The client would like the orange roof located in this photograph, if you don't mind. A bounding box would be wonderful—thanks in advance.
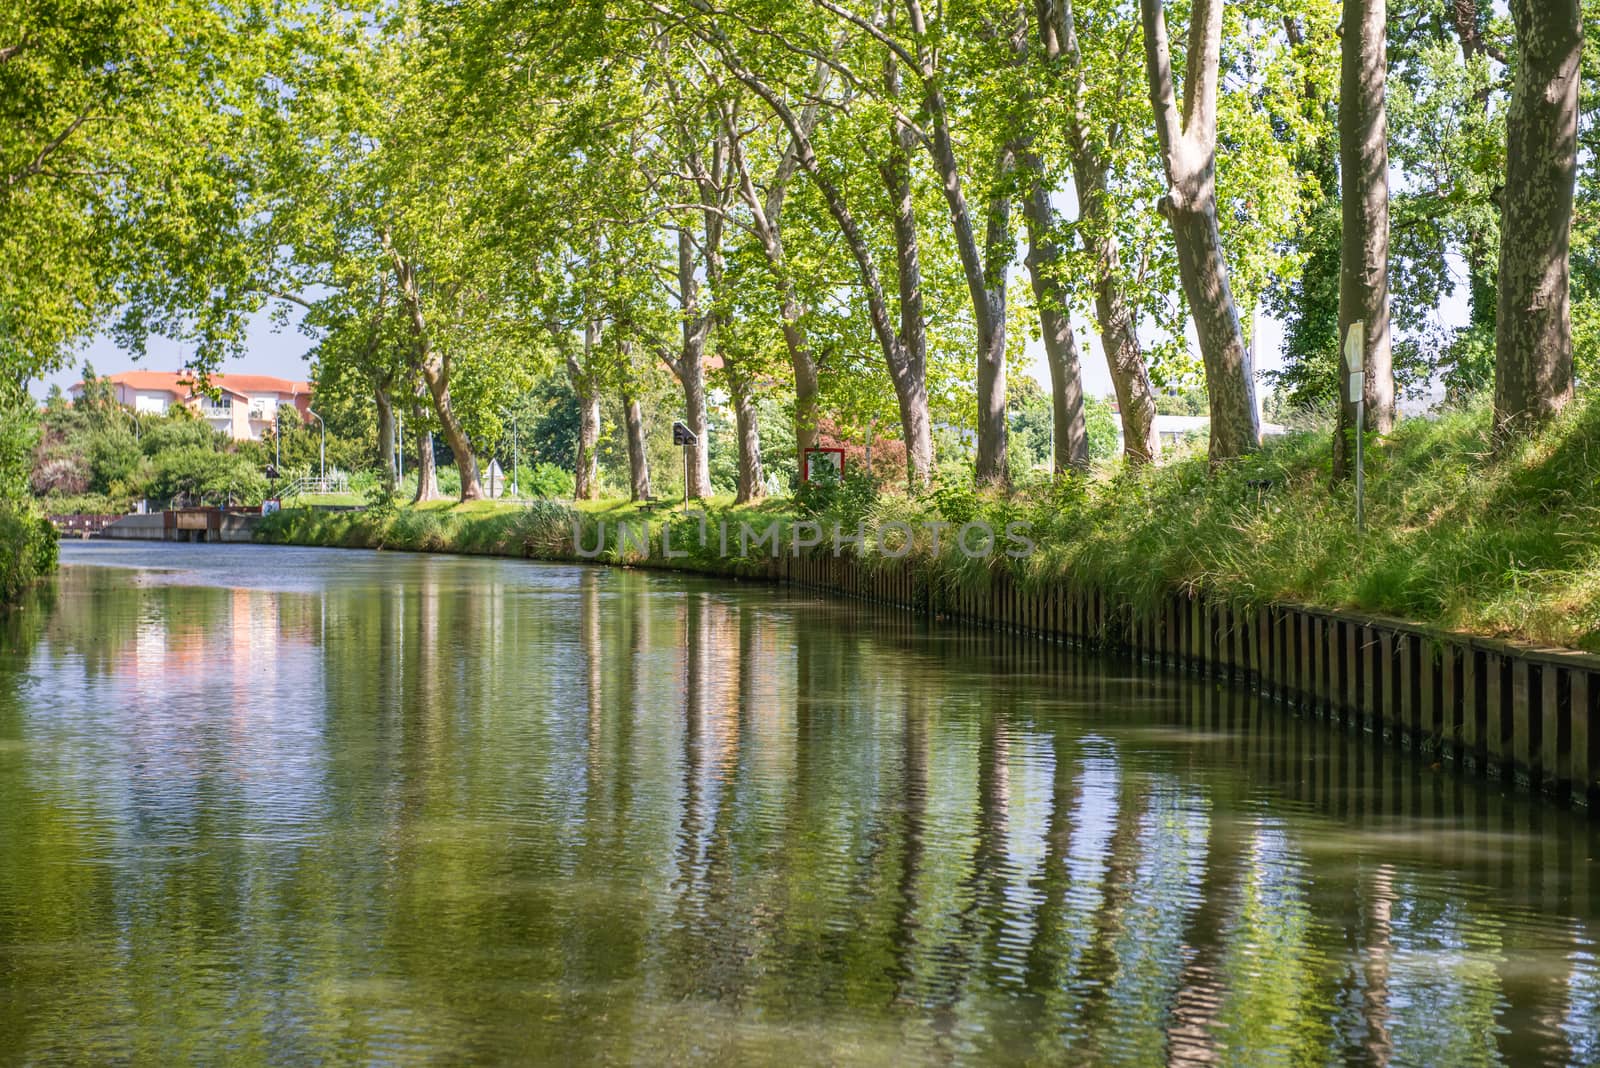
[84,370,313,398]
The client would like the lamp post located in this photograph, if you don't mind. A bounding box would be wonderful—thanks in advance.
[308,408,325,488]
[395,412,403,486]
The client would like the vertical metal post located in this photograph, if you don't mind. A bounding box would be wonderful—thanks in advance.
[511,414,520,499]
[1355,392,1365,532]
[1345,322,1366,534]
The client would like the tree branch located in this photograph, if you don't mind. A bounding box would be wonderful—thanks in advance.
[5,104,95,189]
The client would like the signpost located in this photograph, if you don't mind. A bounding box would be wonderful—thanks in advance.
[1345,322,1366,533]
[672,421,698,506]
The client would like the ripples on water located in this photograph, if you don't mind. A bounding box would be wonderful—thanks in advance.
[0,542,1596,1064]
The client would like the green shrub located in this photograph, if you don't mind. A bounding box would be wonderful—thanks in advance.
[526,462,575,500]
[87,429,145,495]
[0,501,57,605]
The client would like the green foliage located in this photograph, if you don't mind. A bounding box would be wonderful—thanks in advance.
[527,373,581,469]
[1155,387,1209,417]
[148,446,266,506]
[0,500,56,606]
[1084,397,1119,461]
[0,392,55,604]
[87,430,144,495]
[261,394,1600,651]
[525,462,576,500]
[139,417,223,457]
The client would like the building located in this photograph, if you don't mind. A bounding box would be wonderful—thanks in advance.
[71,371,313,442]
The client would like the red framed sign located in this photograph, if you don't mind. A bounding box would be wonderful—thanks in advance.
[802,447,846,484]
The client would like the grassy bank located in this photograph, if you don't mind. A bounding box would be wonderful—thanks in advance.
[257,398,1600,653]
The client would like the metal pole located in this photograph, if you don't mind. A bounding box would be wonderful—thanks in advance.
[395,412,403,485]
[1343,323,1367,533]
[1355,394,1365,533]
[512,415,519,499]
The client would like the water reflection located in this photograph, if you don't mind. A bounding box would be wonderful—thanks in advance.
[0,542,1597,1065]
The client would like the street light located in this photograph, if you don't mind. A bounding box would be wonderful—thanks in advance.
[308,408,325,488]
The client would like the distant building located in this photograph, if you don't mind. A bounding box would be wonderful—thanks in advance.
[1113,413,1292,455]
[70,371,313,442]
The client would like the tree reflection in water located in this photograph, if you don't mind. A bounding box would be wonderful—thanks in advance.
[0,542,1597,1064]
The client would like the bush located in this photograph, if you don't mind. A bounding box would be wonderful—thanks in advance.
[526,462,575,499]
[87,429,144,495]
[29,454,88,497]
[150,446,268,506]
[0,500,57,605]
[140,416,224,457]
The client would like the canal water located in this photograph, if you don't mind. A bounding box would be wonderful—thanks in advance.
[1,542,1597,1065]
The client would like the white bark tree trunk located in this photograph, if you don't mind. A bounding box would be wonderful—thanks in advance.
[622,388,651,501]
[1021,172,1088,473]
[1141,0,1260,461]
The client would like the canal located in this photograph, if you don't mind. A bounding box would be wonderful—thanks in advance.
[1,542,1597,1064]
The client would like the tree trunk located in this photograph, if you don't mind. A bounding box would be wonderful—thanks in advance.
[883,115,935,489]
[1335,0,1395,479]
[575,388,600,500]
[712,37,932,488]
[792,340,821,475]
[1077,168,1161,464]
[1050,0,1160,465]
[1494,0,1580,440]
[1141,0,1260,461]
[412,427,440,503]
[383,236,483,499]
[572,321,602,501]
[972,233,1009,487]
[681,362,711,498]
[418,355,483,501]
[374,380,396,493]
[724,96,822,476]
[668,228,715,499]
[622,388,652,501]
[1093,259,1162,465]
[731,378,765,504]
[1021,171,1089,473]
[904,0,1009,486]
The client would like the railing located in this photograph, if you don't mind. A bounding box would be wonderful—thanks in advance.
[48,513,124,536]
[276,474,350,498]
